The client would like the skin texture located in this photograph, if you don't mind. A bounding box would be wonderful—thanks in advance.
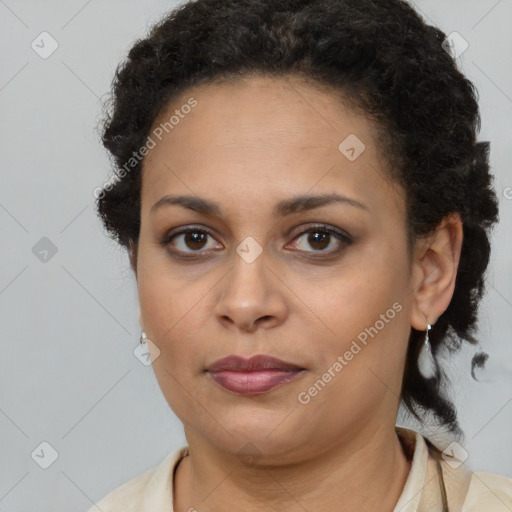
[131,76,463,512]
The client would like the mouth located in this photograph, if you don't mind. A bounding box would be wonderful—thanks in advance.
[205,354,306,395]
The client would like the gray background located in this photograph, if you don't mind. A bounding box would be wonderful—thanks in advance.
[0,0,511,510]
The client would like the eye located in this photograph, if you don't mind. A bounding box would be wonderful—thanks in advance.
[162,226,222,254]
[160,223,352,258]
[287,225,352,254]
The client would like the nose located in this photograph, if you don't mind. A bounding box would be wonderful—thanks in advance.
[214,253,289,332]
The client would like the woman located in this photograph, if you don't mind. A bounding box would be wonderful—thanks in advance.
[90,0,512,510]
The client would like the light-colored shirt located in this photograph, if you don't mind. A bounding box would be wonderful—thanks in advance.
[87,427,512,511]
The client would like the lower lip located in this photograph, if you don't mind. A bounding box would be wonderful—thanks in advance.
[208,369,303,395]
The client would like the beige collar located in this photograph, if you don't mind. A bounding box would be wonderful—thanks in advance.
[394,427,472,512]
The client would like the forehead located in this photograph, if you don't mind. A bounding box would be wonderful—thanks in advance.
[148,75,375,151]
[140,75,404,218]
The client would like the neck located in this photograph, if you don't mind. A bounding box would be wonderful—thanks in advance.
[174,424,412,512]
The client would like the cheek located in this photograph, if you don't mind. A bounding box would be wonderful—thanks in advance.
[296,248,410,384]
[137,269,207,417]
[299,259,404,339]
[137,258,212,373]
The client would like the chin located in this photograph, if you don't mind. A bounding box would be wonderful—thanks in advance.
[195,412,314,464]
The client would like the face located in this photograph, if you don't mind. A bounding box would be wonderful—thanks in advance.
[135,75,417,463]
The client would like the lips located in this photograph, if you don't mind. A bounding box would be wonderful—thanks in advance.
[206,355,305,395]
[207,354,303,372]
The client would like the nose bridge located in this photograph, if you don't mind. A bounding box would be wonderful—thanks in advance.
[214,240,288,330]
[226,239,271,303]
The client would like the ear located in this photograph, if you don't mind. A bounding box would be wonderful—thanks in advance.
[409,213,463,330]
[128,239,138,276]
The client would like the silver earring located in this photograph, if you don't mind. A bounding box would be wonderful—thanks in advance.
[140,331,147,345]
[418,324,436,379]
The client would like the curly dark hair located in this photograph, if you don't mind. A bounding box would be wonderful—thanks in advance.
[95,0,499,435]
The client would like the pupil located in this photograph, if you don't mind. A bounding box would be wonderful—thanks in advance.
[309,231,329,250]
[186,232,206,250]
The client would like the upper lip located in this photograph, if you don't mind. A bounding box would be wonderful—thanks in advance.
[206,355,304,372]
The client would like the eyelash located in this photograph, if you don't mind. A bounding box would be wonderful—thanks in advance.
[159,224,352,259]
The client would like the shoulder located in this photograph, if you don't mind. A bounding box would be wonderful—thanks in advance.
[86,447,187,512]
[462,471,512,511]
[397,426,512,512]
[434,443,512,511]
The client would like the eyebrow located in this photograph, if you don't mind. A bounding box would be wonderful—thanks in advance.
[150,193,369,217]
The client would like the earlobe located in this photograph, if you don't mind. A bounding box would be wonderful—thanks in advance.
[409,213,463,330]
